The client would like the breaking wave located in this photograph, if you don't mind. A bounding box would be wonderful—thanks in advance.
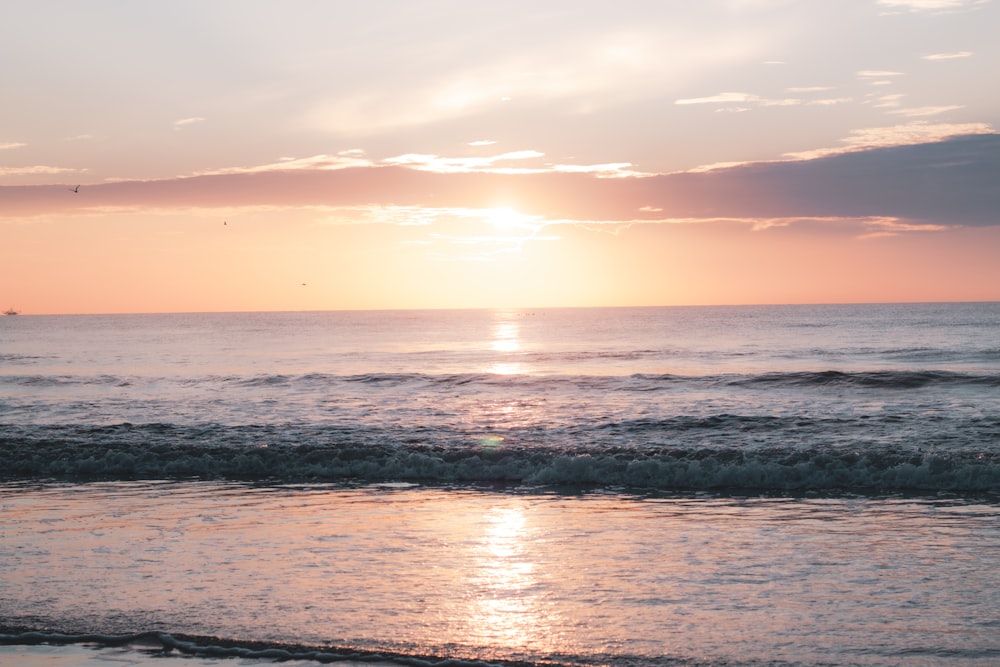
[2,421,997,493]
[0,629,737,667]
[0,630,533,667]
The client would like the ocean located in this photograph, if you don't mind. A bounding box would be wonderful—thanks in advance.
[1,303,998,667]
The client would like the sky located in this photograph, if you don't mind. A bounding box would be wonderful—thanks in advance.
[2,0,999,314]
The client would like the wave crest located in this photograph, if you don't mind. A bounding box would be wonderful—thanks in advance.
[2,424,996,494]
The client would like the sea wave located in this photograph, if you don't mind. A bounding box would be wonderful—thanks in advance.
[722,369,1000,389]
[328,369,1000,390]
[0,629,729,667]
[4,369,999,392]
[2,422,997,493]
[0,353,53,364]
[0,630,516,667]
[0,374,133,387]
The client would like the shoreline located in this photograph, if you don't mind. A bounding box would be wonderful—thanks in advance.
[0,628,523,667]
[0,643,351,666]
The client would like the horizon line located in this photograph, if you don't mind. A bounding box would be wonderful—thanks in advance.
[6,299,998,317]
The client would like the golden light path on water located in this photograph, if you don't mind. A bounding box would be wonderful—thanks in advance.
[472,311,560,650]
[3,483,998,664]
[463,506,551,649]
[478,311,527,450]
[487,312,523,375]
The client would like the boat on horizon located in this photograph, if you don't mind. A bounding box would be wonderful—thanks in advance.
[4,307,19,316]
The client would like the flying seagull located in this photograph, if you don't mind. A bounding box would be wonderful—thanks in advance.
[69,185,80,193]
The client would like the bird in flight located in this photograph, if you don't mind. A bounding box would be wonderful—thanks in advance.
[69,185,80,193]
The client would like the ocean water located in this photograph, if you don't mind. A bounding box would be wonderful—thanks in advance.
[1,303,999,666]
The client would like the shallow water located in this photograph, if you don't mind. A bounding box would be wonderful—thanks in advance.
[2,482,999,666]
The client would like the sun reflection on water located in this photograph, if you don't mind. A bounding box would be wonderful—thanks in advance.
[490,321,520,353]
[488,313,524,375]
[463,505,551,650]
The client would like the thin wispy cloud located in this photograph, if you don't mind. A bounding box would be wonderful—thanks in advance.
[889,105,964,117]
[871,93,906,108]
[381,151,642,177]
[676,92,763,105]
[877,0,990,14]
[383,150,546,173]
[857,70,904,80]
[1,142,27,150]
[194,152,375,176]
[172,117,205,130]
[856,218,949,240]
[0,165,82,176]
[675,91,849,110]
[922,51,974,60]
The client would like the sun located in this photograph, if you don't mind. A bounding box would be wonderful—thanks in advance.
[483,207,538,233]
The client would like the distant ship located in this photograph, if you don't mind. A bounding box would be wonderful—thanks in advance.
[3,308,18,316]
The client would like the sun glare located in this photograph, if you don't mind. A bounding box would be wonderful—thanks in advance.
[491,321,521,353]
[484,207,541,234]
[465,505,544,647]
[487,314,524,374]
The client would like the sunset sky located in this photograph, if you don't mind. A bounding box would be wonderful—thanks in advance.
[3,0,999,314]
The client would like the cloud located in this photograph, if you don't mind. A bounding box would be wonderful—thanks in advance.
[361,205,556,262]
[675,91,850,110]
[871,93,906,108]
[546,163,641,176]
[3,135,997,230]
[193,151,375,175]
[125,148,642,183]
[172,117,205,130]
[1,142,27,150]
[922,51,974,60]
[857,71,904,88]
[783,121,993,159]
[383,150,546,173]
[380,150,643,177]
[676,92,763,105]
[857,70,904,80]
[877,0,990,13]
[889,105,964,117]
[688,133,1000,227]
[0,165,83,176]
[855,218,949,240]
